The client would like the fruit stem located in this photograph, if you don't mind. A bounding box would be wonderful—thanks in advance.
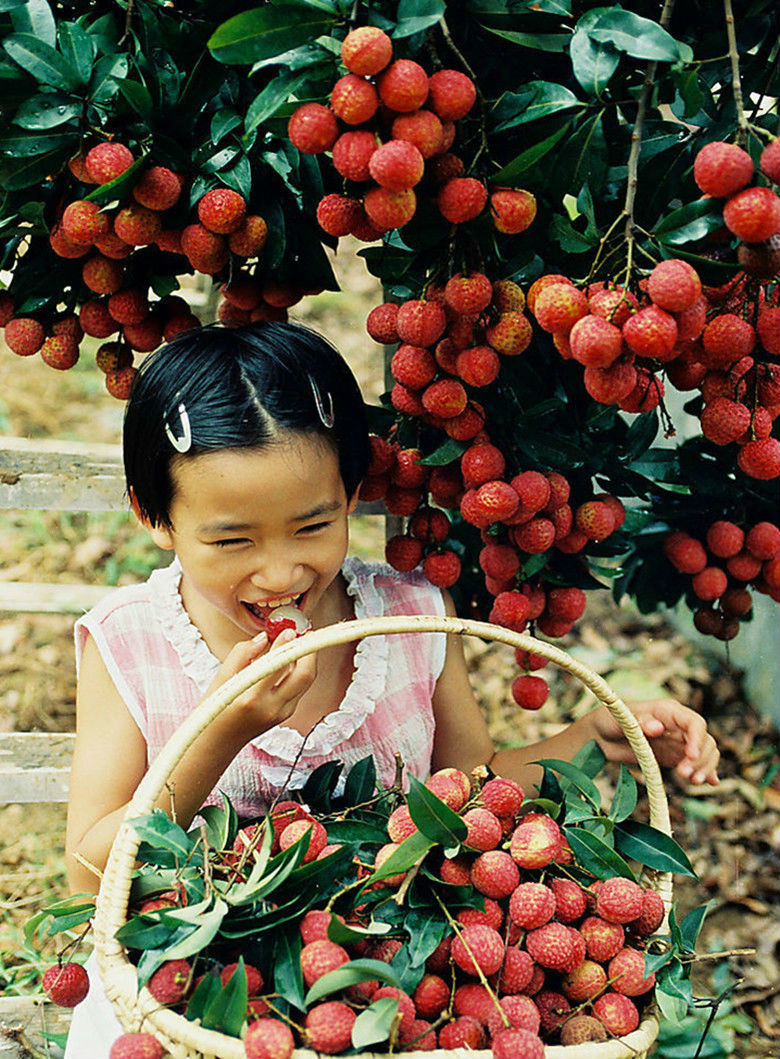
[118,0,135,47]
[439,17,491,172]
[723,0,749,145]
[623,0,677,244]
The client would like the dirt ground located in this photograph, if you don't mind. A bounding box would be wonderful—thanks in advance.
[1,245,778,1057]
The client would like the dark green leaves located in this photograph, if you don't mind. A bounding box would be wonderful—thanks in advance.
[614,820,697,877]
[407,776,468,847]
[393,0,446,39]
[492,82,582,132]
[304,958,400,1005]
[209,6,338,65]
[3,33,81,90]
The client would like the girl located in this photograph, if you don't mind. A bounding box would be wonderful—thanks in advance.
[64,321,718,1055]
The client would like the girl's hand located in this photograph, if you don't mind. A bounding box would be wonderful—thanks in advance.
[207,628,316,735]
[591,698,720,786]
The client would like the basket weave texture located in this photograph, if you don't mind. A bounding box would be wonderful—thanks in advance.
[93,615,672,1059]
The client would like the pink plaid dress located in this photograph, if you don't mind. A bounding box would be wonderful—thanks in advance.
[74,556,447,816]
[66,558,445,1059]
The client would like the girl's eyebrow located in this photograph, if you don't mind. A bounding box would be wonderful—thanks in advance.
[198,501,343,534]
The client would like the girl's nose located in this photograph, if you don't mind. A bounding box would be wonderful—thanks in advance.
[249,558,304,593]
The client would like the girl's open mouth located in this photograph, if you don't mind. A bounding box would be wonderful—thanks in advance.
[242,593,305,622]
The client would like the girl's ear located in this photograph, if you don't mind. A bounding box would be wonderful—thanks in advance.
[346,484,362,515]
[129,487,175,550]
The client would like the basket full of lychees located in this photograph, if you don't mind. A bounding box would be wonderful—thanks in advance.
[40,614,706,1058]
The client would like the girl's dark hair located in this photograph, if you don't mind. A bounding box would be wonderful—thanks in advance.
[124,321,370,527]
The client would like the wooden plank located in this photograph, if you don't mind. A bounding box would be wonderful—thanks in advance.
[0,437,125,512]
[0,582,112,616]
[0,437,390,517]
[0,995,71,1058]
[0,733,74,804]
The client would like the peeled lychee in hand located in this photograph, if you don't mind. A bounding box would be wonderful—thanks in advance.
[266,606,311,643]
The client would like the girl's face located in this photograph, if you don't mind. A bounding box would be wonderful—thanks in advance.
[146,434,358,650]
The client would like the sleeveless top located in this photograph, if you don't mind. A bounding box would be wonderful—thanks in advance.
[74,556,447,816]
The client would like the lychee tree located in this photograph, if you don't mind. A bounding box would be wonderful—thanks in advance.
[1,0,778,707]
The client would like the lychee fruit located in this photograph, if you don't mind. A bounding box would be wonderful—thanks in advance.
[451,924,505,976]
[330,73,379,124]
[303,1000,356,1054]
[693,141,754,196]
[85,141,134,184]
[287,103,339,154]
[108,1033,165,1059]
[341,26,393,76]
[723,186,780,243]
[437,177,488,224]
[647,258,702,312]
[132,166,182,210]
[368,139,425,190]
[42,962,90,1007]
[243,1017,295,1059]
[378,59,429,112]
[490,187,537,234]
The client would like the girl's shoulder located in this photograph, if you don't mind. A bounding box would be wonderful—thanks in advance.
[343,556,445,617]
[77,559,179,629]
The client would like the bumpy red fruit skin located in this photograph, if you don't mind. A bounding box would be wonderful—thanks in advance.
[738,437,780,479]
[490,187,537,234]
[760,139,780,183]
[569,314,624,366]
[427,69,477,120]
[396,299,446,346]
[109,1033,165,1059]
[471,850,520,899]
[492,1027,545,1059]
[287,103,338,154]
[243,1017,294,1059]
[423,550,461,588]
[368,139,425,190]
[132,165,182,210]
[526,922,579,971]
[451,924,505,976]
[341,26,393,76]
[437,177,488,224]
[304,1000,356,1055]
[596,877,645,924]
[723,186,780,242]
[198,188,247,234]
[392,110,443,158]
[647,258,702,312]
[330,73,379,124]
[4,317,45,356]
[42,962,90,1007]
[85,141,134,184]
[378,59,429,112]
[609,946,656,996]
[694,141,754,196]
[533,283,589,334]
[509,815,561,868]
[363,187,416,231]
[622,304,678,358]
[41,334,79,370]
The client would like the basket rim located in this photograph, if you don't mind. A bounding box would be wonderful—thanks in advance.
[93,614,673,1058]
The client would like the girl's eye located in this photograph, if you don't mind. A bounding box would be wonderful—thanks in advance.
[213,538,250,548]
[298,521,331,534]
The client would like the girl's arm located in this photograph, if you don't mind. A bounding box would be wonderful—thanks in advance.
[65,629,314,894]
[429,592,719,791]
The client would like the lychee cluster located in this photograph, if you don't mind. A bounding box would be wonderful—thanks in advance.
[363,428,625,707]
[0,140,279,397]
[531,255,780,480]
[664,518,780,639]
[288,26,534,242]
[111,766,656,1054]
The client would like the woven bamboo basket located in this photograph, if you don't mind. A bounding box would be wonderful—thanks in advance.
[93,614,673,1059]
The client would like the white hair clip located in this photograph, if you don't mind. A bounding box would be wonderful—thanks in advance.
[309,374,335,429]
[164,402,192,453]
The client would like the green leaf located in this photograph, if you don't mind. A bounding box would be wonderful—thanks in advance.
[12,93,80,129]
[492,122,569,183]
[196,795,238,852]
[115,78,153,122]
[480,27,569,53]
[88,53,128,104]
[272,926,305,1007]
[614,820,697,877]
[570,21,619,97]
[564,826,636,879]
[655,197,724,245]
[305,958,401,1005]
[418,438,467,466]
[8,0,56,46]
[407,776,468,847]
[3,33,80,90]
[209,6,337,65]
[393,0,446,39]
[588,6,691,63]
[609,765,638,821]
[57,22,93,86]
[83,155,146,206]
[548,213,598,253]
[677,900,713,950]
[342,755,377,807]
[328,917,391,947]
[185,973,221,1023]
[533,758,602,808]
[352,996,399,1049]
[363,830,435,887]
[245,70,309,134]
[491,82,582,131]
[138,898,228,979]
[0,128,74,156]
[571,740,607,778]
[202,957,247,1036]
[130,811,196,861]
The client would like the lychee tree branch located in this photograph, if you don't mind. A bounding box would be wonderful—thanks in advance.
[623,0,677,245]
[723,0,749,146]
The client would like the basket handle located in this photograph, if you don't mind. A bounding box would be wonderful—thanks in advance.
[94,615,673,955]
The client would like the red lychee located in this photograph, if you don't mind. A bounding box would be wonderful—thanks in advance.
[647,258,702,312]
[378,59,429,112]
[287,103,339,154]
[340,25,393,76]
[330,73,379,125]
[42,962,89,1007]
[533,282,589,334]
[85,141,134,184]
[437,177,488,224]
[132,166,182,210]
[391,110,443,159]
[694,141,754,196]
[723,186,780,242]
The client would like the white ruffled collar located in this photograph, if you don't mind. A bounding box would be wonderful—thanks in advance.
[152,556,390,762]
